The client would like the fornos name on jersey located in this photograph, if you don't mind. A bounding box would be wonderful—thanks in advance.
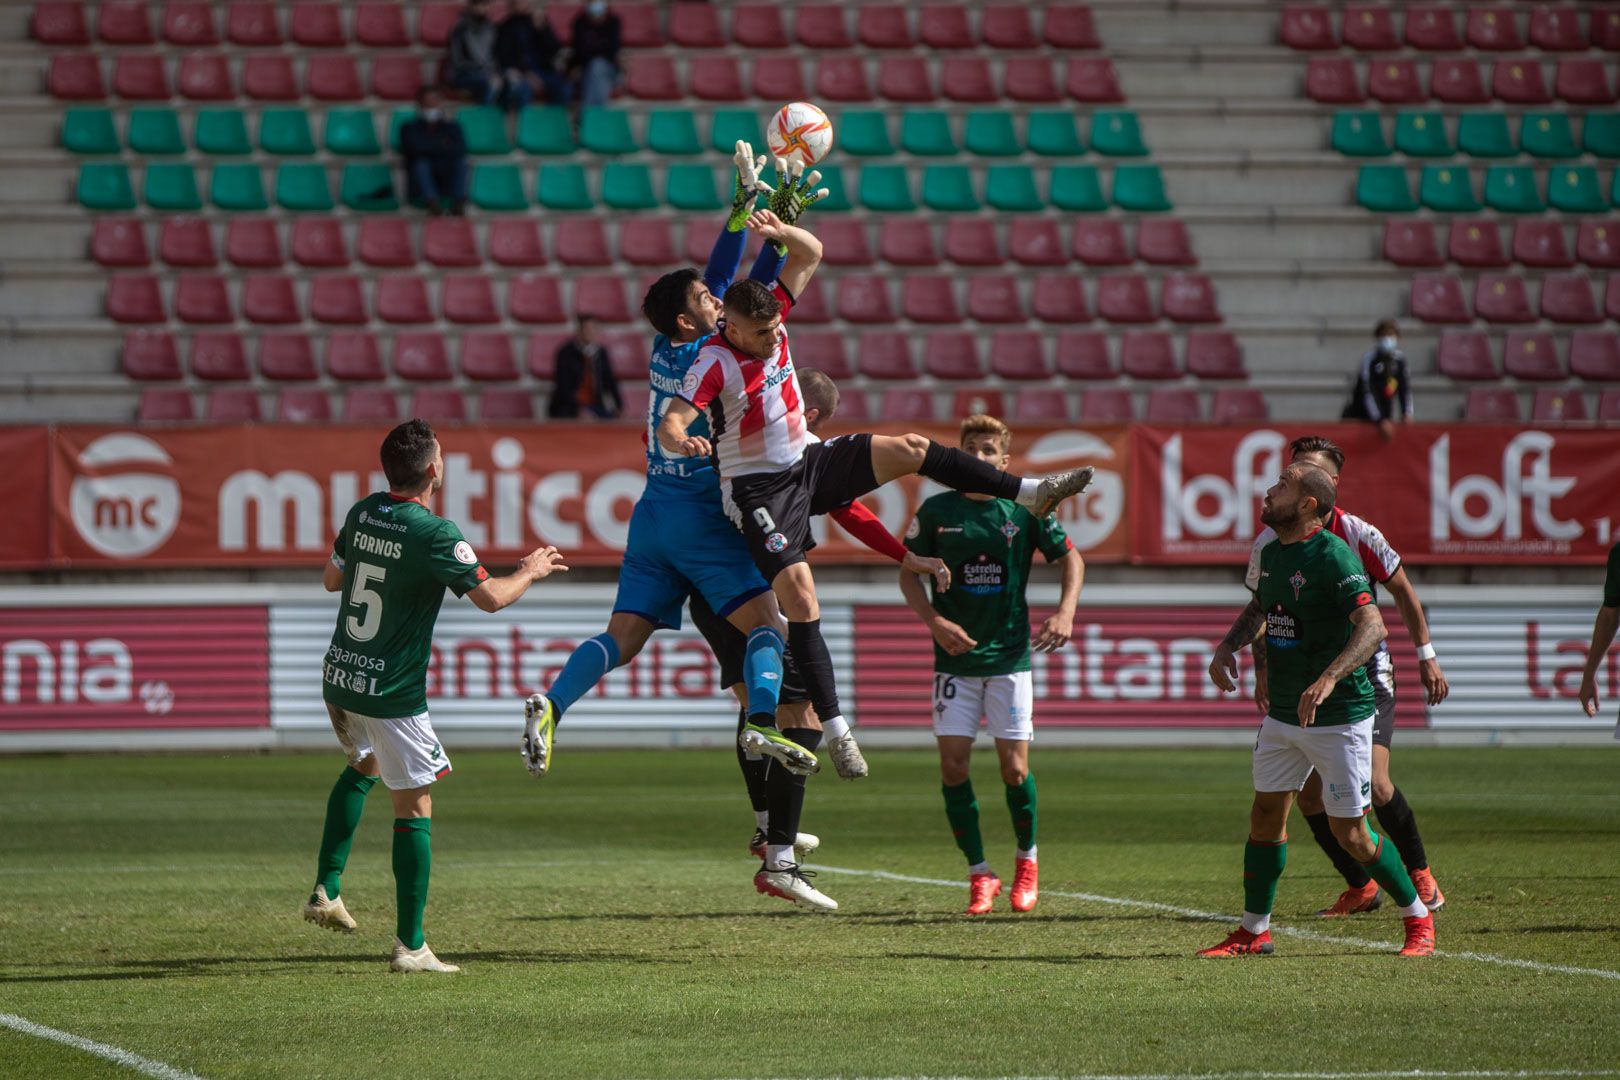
[351,531,403,560]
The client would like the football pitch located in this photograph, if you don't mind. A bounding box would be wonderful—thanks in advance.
[1,746,1616,1080]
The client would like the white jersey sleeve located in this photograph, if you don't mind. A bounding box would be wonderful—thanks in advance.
[1333,509,1402,583]
[1243,528,1277,592]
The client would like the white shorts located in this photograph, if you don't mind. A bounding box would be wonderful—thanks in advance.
[1253,715,1372,818]
[326,703,452,791]
[932,671,1034,742]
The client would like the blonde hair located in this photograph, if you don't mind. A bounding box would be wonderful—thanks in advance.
[959,414,1011,454]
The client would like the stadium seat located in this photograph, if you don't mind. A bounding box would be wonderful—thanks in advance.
[307,55,363,101]
[327,332,385,381]
[353,3,408,46]
[1370,60,1425,105]
[137,388,195,422]
[856,332,916,379]
[1187,331,1247,379]
[1520,112,1578,160]
[1432,59,1489,105]
[917,4,971,49]
[93,219,150,267]
[1343,4,1398,50]
[240,53,297,100]
[376,275,434,324]
[1307,57,1364,104]
[580,109,637,155]
[1041,166,1100,214]
[1577,221,1620,268]
[469,164,528,211]
[1004,60,1061,104]
[985,166,1041,213]
[876,56,931,103]
[125,107,182,155]
[950,389,1007,421]
[99,2,155,44]
[841,111,895,158]
[906,275,964,324]
[575,276,632,323]
[727,4,784,48]
[1383,219,1443,267]
[394,333,452,381]
[964,112,1020,158]
[819,218,875,267]
[1009,219,1067,267]
[1114,165,1172,212]
[1606,275,1620,320]
[943,57,997,105]
[1080,386,1135,422]
[341,387,398,421]
[144,163,201,211]
[1045,5,1100,48]
[539,164,593,210]
[879,218,939,266]
[371,55,423,100]
[1120,332,1179,380]
[708,110,763,157]
[751,58,806,103]
[1281,5,1335,49]
[1513,221,1573,268]
[354,217,412,268]
[79,162,136,210]
[63,107,118,154]
[667,2,723,47]
[980,4,1036,48]
[421,218,479,268]
[1402,1,1459,48]
[549,219,607,267]
[1448,218,1508,267]
[1067,58,1124,103]
[443,275,500,324]
[819,56,875,103]
[482,219,542,268]
[174,274,232,324]
[1484,165,1546,213]
[923,333,984,379]
[1394,111,1452,157]
[1532,388,1588,424]
[340,163,396,212]
[1456,112,1514,158]
[1475,273,1535,323]
[175,54,231,100]
[512,109,573,155]
[1549,166,1608,214]
[276,388,331,423]
[1332,111,1390,157]
[158,217,216,267]
[508,274,566,324]
[1436,331,1499,380]
[303,273,366,324]
[1031,275,1089,323]
[1494,60,1552,106]
[259,334,318,380]
[122,330,180,380]
[111,54,168,100]
[1162,274,1221,324]
[859,5,913,48]
[797,4,852,48]
[1146,387,1203,423]
[1529,5,1585,50]
[791,333,854,380]
[445,107,506,156]
[1602,391,1620,423]
[1012,389,1070,424]
[860,165,916,212]
[1056,332,1116,379]
[648,111,701,156]
[839,276,895,324]
[1541,274,1603,324]
[957,274,1019,323]
[52,54,110,103]
[1583,115,1620,161]
[477,389,534,422]
[989,332,1049,380]
[1596,8,1620,51]
[790,279,835,323]
[901,111,956,156]
[34,2,91,45]
[615,5,662,48]
[1571,331,1620,380]
[876,388,936,423]
[190,333,249,381]
[242,273,300,323]
[414,3,458,46]
[601,162,657,210]
[1137,219,1197,266]
[227,2,281,45]
[275,163,334,211]
[666,164,721,211]
[1503,332,1565,381]
[290,3,345,46]
[1097,275,1155,324]
[1421,165,1481,213]
[1211,388,1270,424]
[625,54,682,100]
[191,109,248,156]
[260,109,315,156]
[1468,6,1525,50]
[1410,273,1470,323]
[410,388,467,423]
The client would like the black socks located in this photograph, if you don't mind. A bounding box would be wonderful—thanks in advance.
[764,728,823,849]
[919,440,1022,500]
[787,619,842,724]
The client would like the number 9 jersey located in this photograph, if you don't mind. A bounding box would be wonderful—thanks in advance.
[323,492,489,717]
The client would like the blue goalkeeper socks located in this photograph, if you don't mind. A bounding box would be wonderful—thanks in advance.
[743,626,786,724]
[547,632,621,717]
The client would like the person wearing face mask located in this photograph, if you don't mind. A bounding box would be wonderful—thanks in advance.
[497,0,572,107]
[568,1,622,109]
[1344,318,1412,440]
[447,0,531,112]
[399,88,469,216]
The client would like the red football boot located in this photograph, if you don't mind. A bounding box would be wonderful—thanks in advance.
[1196,927,1274,957]
[1410,867,1446,913]
[1317,880,1382,918]
[1399,913,1436,957]
[965,872,1002,916]
[1009,859,1038,912]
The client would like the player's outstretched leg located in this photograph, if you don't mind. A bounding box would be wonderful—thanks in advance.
[523,623,636,778]
[736,705,773,853]
[304,762,377,933]
[737,625,819,775]
[1298,772,1382,917]
[871,434,1096,520]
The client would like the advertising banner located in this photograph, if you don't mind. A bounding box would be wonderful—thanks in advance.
[0,427,50,569]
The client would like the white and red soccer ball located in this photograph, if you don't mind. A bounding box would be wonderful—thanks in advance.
[765,102,834,167]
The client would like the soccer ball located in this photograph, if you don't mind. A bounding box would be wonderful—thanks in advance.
[765,102,834,167]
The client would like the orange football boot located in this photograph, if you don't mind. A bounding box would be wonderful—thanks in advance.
[1197,927,1274,957]
[965,872,1002,915]
[1409,867,1446,912]
[1317,880,1382,917]
[1399,913,1436,957]
[1009,859,1038,913]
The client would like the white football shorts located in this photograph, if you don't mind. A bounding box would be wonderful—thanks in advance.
[326,703,452,791]
[1252,715,1373,818]
[931,671,1034,742]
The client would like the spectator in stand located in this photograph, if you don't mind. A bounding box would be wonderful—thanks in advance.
[447,0,530,112]
[549,316,622,420]
[399,88,469,216]
[1343,318,1413,439]
[497,0,573,107]
[569,2,622,108]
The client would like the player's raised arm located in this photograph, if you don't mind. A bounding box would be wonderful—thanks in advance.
[468,546,569,613]
[743,209,822,300]
[656,397,710,459]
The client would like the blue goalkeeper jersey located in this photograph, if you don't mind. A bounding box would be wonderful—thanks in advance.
[640,333,721,502]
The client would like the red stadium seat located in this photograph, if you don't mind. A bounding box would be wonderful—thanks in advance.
[458,333,518,381]
[1004,60,1061,104]
[523,335,563,381]
[554,219,612,266]
[790,279,832,323]
[791,333,854,381]
[856,332,915,379]
[376,276,433,324]
[681,221,717,266]
[307,55,363,101]
[1602,391,1620,423]
[1055,332,1115,379]
[259,334,318,380]
[1281,5,1336,49]
[48,55,105,99]
[1532,387,1588,423]
[1431,59,1489,104]
[1010,220,1067,267]
[205,389,261,422]
[289,2,344,46]
[1146,387,1203,423]
[618,384,652,420]
[1556,59,1616,106]
[751,58,806,102]
[1541,274,1602,324]
[226,3,281,45]
[287,218,345,268]
[33,3,91,45]
[1343,5,1399,50]
[1595,7,1620,52]
[1474,273,1535,323]
[858,5,913,48]
[1513,221,1573,269]
[1369,59,1426,105]
[310,274,371,324]
[1032,275,1089,323]
[242,54,298,100]
[221,218,283,269]
[122,331,180,380]
[617,4,663,48]
[277,388,332,422]
[1383,220,1443,267]
[342,387,399,421]
[1011,388,1071,424]
[1306,57,1364,104]
[1572,331,1620,380]
[1211,388,1270,424]
[371,55,424,101]
[982,5,1037,49]
[1067,57,1124,103]
[410,388,468,423]
[1409,273,1470,323]
[1043,4,1100,48]
[1494,60,1552,105]
[1097,274,1155,323]
[923,333,984,379]
[416,4,460,46]
[815,218,873,268]
[1161,273,1222,324]
[442,275,500,324]
[93,219,151,268]
[950,389,1007,421]
[878,388,937,423]
[575,275,632,323]
[327,333,385,382]
[1436,331,1500,380]
[1121,332,1179,379]
[1607,275,1620,319]
[479,389,535,422]
[618,219,674,267]
[242,273,300,324]
[394,333,452,380]
[509,274,566,323]
[355,3,409,46]
[357,218,415,268]
[1463,387,1522,421]
[190,332,248,380]
[690,55,745,102]
[113,54,170,100]
[944,220,1003,267]
[989,331,1049,380]
[880,219,940,266]
[837,275,895,323]
[604,332,648,380]
[625,54,681,100]
[1448,218,1508,268]
[733,6,788,48]
[1531,6,1587,51]
[906,275,965,324]
[137,388,195,422]
[918,5,972,49]
[818,56,875,103]
[177,54,232,100]
[1186,331,1247,379]
[796,4,852,48]
[422,218,480,268]
[964,275,1022,323]
[943,57,998,104]
[163,3,217,45]
[1503,331,1565,380]
[158,217,217,267]
[1136,219,1197,266]
[1406,6,1462,50]
[174,274,232,324]
[1080,387,1135,422]
[107,275,165,323]
[99,2,155,44]
[1577,221,1620,269]
[489,219,546,267]
[1467,5,1524,50]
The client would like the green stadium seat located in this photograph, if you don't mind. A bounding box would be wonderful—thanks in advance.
[1026,112,1085,157]
[709,109,762,155]
[145,163,202,210]
[538,163,593,210]
[1356,165,1418,212]
[275,163,335,211]
[260,109,316,156]
[648,110,701,155]
[1090,110,1148,156]
[665,163,720,210]
[1049,165,1107,212]
[922,165,980,211]
[1394,111,1453,157]
[580,109,637,155]
[341,163,398,211]
[1484,165,1546,213]
[1549,166,1607,213]
[603,162,657,209]
[1331,111,1390,157]
[986,165,1042,212]
[517,107,576,155]
[964,112,1020,157]
[325,109,381,156]
[860,165,916,212]
[457,106,510,155]
[1520,112,1579,159]
[1420,165,1480,212]
[195,109,251,155]
[1583,114,1620,159]
[1611,170,1620,209]
[128,108,184,155]
[63,108,119,154]
[470,163,528,210]
[1457,113,1515,159]
[901,111,957,156]
[840,110,895,157]
[210,163,268,210]
[78,163,136,210]
[1113,164,1172,211]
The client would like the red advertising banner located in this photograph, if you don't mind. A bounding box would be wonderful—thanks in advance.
[854,603,1423,728]
[1130,423,1620,565]
[0,606,269,730]
[0,427,51,569]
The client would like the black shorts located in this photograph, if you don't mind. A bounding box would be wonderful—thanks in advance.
[686,591,810,706]
[1365,648,1396,749]
[729,433,880,581]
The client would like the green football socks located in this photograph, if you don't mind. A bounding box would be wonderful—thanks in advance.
[1359,825,1420,908]
[1004,775,1037,852]
[942,780,985,867]
[315,766,376,899]
[1243,838,1287,916]
[393,817,432,950]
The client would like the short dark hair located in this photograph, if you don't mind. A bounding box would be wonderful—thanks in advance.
[641,268,702,338]
[724,279,783,322]
[798,368,838,421]
[380,419,437,492]
[1289,434,1345,473]
[1295,463,1338,518]
[1374,318,1399,337]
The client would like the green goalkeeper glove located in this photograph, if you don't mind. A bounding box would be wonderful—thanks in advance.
[727,140,768,232]
[761,156,829,251]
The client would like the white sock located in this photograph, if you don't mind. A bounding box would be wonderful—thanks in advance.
[1399,897,1430,919]
[765,844,795,871]
[968,861,992,877]
[1240,911,1270,934]
[1015,477,1042,506]
[1017,846,1037,862]
[821,715,850,741]
[754,810,769,830]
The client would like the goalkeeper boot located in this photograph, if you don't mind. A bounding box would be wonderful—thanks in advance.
[1317,880,1382,918]
[826,732,868,780]
[739,722,819,776]
[521,693,558,778]
[755,864,838,910]
[1031,466,1096,520]
[1410,867,1446,913]
[966,871,1002,916]
[389,938,460,974]
[1197,928,1274,957]
[750,830,821,860]
[302,884,356,933]
[1399,913,1436,957]
[1010,858,1039,913]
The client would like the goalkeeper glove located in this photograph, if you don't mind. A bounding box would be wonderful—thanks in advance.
[726,140,769,232]
[761,156,829,251]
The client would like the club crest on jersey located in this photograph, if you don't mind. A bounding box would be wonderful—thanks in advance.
[904,516,921,540]
[1289,570,1306,600]
[765,532,788,553]
[680,370,702,397]
[1000,521,1021,541]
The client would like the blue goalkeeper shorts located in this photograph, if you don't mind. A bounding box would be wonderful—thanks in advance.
[613,496,771,631]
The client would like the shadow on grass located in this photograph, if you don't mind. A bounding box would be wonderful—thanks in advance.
[511,910,804,923]
[0,948,689,983]
[883,950,1189,963]
[841,911,1212,927]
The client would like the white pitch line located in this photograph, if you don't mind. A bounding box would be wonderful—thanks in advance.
[808,864,1620,983]
[0,1012,205,1080]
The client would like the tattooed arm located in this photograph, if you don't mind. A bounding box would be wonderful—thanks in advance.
[1252,637,1270,715]
[1209,595,1267,693]
[1297,605,1387,727]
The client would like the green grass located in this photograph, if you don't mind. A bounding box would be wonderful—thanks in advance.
[1,747,1617,1079]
